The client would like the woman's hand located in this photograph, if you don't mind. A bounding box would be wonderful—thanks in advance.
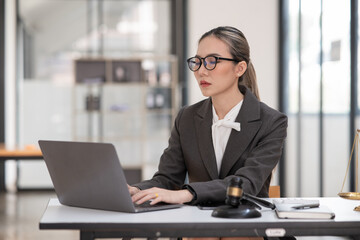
[131,187,194,205]
[127,184,141,196]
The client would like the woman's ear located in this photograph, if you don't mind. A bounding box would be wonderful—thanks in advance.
[236,61,247,77]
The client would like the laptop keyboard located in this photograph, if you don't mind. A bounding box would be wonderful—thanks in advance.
[133,200,180,212]
[134,200,169,209]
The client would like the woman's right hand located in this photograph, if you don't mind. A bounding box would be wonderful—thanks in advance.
[131,187,194,205]
[127,184,140,196]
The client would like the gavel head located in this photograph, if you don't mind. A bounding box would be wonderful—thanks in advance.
[225,176,243,207]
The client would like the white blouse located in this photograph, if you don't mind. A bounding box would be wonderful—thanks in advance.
[212,100,243,174]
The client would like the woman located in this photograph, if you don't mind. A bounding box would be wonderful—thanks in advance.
[129,26,287,206]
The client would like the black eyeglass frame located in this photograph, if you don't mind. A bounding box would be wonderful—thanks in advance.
[186,56,239,72]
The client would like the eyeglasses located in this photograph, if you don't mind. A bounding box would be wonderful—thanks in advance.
[186,56,239,72]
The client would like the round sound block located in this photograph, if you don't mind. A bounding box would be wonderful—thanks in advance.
[211,205,262,218]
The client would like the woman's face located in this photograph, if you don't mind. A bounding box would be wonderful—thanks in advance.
[194,36,245,98]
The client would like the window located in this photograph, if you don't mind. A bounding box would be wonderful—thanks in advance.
[281,0,355,197]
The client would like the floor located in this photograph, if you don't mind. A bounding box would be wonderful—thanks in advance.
[0,191,78,240]
[0,191,352,240]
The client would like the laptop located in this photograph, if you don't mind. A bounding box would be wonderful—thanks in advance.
[38,140,182,213]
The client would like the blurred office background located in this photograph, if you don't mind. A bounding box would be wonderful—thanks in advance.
[1,0,360,239]
[0,0,359,219]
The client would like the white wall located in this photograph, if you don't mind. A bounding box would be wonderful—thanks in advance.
[187,0,279,110]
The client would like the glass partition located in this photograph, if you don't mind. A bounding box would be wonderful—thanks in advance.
[16,0,175,189]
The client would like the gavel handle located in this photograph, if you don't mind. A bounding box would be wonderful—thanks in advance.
[242,193,276,210]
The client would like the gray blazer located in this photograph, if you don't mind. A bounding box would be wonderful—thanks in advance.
[134,85,288,205]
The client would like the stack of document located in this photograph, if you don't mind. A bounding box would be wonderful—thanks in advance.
[273,199,335,219]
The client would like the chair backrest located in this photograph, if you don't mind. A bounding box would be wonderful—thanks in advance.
[269,185,280,198]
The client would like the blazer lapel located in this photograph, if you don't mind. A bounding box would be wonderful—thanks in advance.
[219,87,262,178]
[194,99,219,179]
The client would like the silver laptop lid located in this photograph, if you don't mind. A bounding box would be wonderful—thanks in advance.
[38,140,136,213]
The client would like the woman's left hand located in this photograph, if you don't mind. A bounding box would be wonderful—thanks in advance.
[131,187,193,205]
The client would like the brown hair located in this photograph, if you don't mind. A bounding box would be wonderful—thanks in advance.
[199,26,260,100]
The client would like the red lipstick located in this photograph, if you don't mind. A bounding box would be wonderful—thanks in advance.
[200,80,211,87]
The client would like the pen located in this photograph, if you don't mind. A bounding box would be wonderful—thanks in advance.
[292,203,320,209]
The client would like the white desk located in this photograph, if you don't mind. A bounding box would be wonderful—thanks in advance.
[39,197,360,240]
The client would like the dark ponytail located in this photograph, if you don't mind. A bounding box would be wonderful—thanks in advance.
[240,60,259,100]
